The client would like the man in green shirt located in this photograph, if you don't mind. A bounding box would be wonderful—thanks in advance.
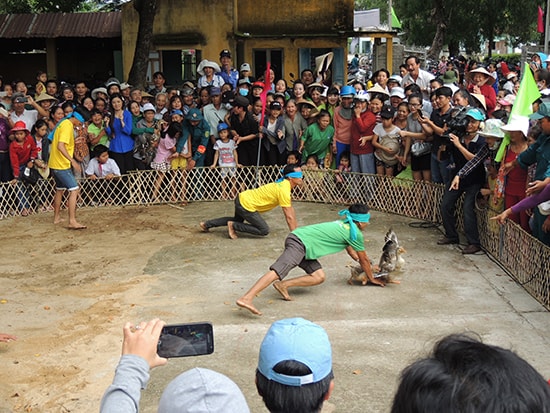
[236,204,384,315]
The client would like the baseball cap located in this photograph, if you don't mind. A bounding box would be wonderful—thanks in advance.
[220,49,232,59]
[234,95,249,108]
[171,109,184,116]
[217,122,229,132]
[270,101,282,110]
[380,105,395,119]
[210,87,221,96]
[240,63,251,72]
[390,87,406,99]
[529,101,550,120]
[186,108,203,121]
[465,107,486,121]
[258,318,332,386]
[142,103,155,113]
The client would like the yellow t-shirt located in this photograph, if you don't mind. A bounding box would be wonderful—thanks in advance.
[48,119,75,170]
[239,180,292,212]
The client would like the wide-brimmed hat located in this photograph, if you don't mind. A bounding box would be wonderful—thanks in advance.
[141,103,155,113]
[35,92,57,103]
[506,72,518,80]
[478,118,505,138]
[141,91,154,98]
[315,52,334,82]
[471,93,487,111]
[498,94,516,106]
[501,115,529,136]
[296,99,316,109]
[442,70,458,83]
[11,120,29,134]
[390,87,405,99]
[467,67,495,86]
[197,60,221,76]
[367,84,390,98]
[91,87,108,100]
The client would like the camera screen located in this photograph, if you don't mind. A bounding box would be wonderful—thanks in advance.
[157,322,214,358]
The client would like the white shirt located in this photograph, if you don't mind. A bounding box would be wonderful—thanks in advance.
[10,109,38,130]
[86,157,121,177]
[402,69,435,100]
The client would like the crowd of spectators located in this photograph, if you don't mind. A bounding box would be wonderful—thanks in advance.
[0,50,549,245]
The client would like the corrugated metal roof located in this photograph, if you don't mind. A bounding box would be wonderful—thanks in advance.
[0,12,121,39]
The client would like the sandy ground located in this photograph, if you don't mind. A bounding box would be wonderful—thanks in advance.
[0,201,549,413]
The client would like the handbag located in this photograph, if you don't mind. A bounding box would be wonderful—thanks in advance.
[411,140,432,157]
[21,166,40,185]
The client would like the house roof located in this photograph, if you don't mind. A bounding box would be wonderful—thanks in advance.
[0,12,121,39]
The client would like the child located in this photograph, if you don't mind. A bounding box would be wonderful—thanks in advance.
[85,144,121,206]
[34,70,47,98]
[301,154,325,201]
[286,150,300,165]
[87,108,109,151]
[211,122,241,199]
[372,105,402,177]
[299,110,334,167]
[151,117,181,202]
[85,144,121,180]
[9,121,40,216]
[334,151,352,203]
[170,109,191,204]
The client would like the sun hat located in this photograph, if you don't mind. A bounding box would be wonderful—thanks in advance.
[442,70,458,84]
[471,93,487,111]
[467,67,495,86]
[367,84,390,97]
[506,72,518,80]
[186,108,203,121]
[258,318,332,386]
[141,91,154,98]
[498,94,516,106]
[388,74,402,84]
[197,59,222,76]
[529,101,550,120]
[390,87,405,99]
[296,99,316,109]
[354,90,369,101]
[157,368,250,413]
[501,115,529,137]
[478,118,505,138]
[240,63,251,72]
[91,87,108,100]
[11,120,29,134]
[141,103,155,113]
[465,107,486,121]
[35,92,57,103]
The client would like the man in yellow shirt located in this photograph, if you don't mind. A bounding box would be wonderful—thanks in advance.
[48,107,90,229]
[200,164,302,239]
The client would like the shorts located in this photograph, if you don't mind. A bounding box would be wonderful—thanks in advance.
[269,234,322,279]
[220,166,237,179]
[51,168,79,191]
[171,157,188,170]
[151,161,171,172]
[411,152,431,172]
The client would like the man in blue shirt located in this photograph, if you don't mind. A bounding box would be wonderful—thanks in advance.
[217,49,239,90]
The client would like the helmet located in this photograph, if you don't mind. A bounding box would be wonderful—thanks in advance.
[340,85,356,98]
[105,77,121,89]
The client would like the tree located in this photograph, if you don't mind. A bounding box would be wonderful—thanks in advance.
[394,0,542,59]
[127,0,157,90]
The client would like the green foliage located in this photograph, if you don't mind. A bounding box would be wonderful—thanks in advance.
[393,0,542,54]
[0,0,115,13]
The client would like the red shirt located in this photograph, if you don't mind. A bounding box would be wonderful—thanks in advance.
[9,134,37,178]
[350,110,376,155]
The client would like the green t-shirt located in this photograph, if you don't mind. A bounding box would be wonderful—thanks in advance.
[292,220,365,260]
[301,123,334,161]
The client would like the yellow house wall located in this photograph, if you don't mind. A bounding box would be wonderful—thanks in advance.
[241,38,346,82]
[121,0,353,82]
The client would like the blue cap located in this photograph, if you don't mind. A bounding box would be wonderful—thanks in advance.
[171,109,183,116]
[465,107,486,121]
[217,122,229,132]
[340,85,357,98]
[258,318,332,386]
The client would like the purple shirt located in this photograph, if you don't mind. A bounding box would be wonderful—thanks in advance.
[511,184,550,214]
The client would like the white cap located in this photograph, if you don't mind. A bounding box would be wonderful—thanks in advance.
[390,87,405,99]
[240,63,251,72]
[500,115,530,137]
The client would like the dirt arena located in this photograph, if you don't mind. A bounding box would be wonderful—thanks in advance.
[1,201,549,413]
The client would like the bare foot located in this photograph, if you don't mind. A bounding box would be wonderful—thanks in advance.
[68,222,87,230]
[236,298,262,315]
[53,218,65,224]
[273,281,292,301]
[227,221,238,239]
[199,222,209,232]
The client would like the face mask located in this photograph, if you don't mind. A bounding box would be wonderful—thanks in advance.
[239,88,249,97]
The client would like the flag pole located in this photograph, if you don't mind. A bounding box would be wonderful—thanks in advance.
[545,0,550,55]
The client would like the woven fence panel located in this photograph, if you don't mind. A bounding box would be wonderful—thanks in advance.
[0,166,548,310]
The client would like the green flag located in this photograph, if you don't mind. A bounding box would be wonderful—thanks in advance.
[495,62,540,162]
[391,7,402,29]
